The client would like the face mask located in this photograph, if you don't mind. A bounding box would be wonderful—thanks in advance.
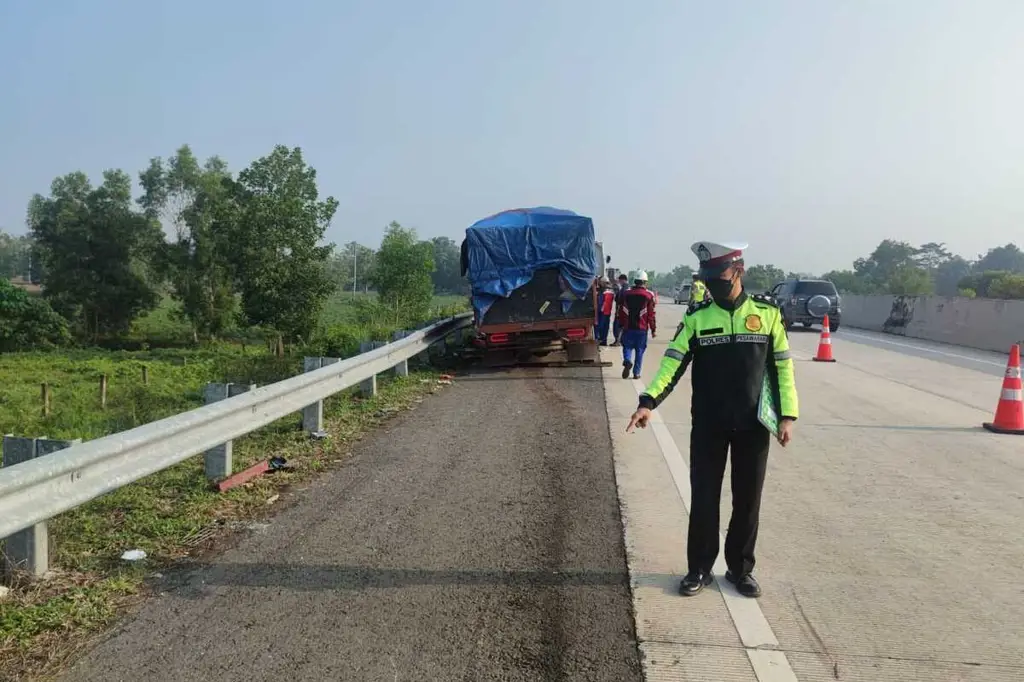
[705,276,735,301]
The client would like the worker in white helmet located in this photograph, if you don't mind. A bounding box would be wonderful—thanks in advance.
[615,270,657,379]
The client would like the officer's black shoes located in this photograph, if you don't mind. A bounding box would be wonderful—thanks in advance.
[725,571,762,598]
[678,570,714,596]
[622,360,633,379]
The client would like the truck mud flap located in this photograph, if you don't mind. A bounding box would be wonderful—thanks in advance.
[565,340,601,364]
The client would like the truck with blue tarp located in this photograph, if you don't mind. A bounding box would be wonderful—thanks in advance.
[459,207,607,364]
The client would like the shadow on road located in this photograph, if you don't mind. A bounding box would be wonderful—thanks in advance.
[454,367,604,383]
[169,564,638,596]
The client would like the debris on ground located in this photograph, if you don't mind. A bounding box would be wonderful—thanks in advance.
[120,549,147,562]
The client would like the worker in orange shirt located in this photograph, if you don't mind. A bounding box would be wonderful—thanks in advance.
[595,278,615,345]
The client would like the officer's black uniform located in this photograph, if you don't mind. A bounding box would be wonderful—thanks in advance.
[638,241,798,598]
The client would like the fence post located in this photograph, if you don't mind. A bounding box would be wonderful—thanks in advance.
[202,383,232,481]
[393,331,410,377]
[3,435,80,578]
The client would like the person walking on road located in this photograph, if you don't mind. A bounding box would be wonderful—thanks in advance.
[595,278,615,345]
[618,271,657,380]
[689,273,708,304]
[610,273,629,347]
[626,241,798,599]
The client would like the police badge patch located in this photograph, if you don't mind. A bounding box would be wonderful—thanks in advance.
[697,244,711,261]
[744,314,762,332]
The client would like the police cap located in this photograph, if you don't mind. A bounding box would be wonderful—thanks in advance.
[691,241,748,278]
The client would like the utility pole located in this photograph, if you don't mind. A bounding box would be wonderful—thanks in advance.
[352,246,358,298]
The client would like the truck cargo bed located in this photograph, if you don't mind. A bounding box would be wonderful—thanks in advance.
[480,268,596,326]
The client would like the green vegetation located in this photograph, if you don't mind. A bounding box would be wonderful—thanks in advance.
[0,291,464,680]
[0,142,470,679]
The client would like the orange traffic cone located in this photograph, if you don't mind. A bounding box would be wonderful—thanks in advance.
[983,344,1024,435]
[812,315,836,362]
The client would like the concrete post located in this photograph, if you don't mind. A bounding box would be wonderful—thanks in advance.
[3,435,80,578]
[393,331,410,377]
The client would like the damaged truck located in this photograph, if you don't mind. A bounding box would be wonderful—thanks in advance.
[459,206,608,366]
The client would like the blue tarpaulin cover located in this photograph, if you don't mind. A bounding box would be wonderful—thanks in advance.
[464,206,597,320]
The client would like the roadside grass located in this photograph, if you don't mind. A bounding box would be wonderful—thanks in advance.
[0,292,467,681]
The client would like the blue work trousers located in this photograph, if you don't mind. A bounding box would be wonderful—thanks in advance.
[596,313,612,344]
[621,328,649,377]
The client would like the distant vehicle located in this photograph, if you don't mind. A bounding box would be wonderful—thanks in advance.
[674,283,691,304]
[767,278,841,331]
[461,207,606,365]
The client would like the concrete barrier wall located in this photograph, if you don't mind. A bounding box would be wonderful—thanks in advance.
[840,294,1024,354]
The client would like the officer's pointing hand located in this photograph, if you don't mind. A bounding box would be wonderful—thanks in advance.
[778,418,795,446]
[627,407,652,432]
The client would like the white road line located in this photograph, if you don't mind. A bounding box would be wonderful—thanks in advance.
[630,379,800,682]
[839,330,1006,367]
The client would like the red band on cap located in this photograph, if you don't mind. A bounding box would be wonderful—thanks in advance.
[703,249,743,265]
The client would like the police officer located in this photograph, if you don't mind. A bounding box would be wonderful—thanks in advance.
[690,272,708,304]
[626,241,798,599]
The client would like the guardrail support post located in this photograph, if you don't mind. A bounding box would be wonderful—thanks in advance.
[302,358,340,436]
[3,435,80,578]
[203,383,233,481]
[358,342,385,398]
[301,357,324,433]
[393,331,410,377]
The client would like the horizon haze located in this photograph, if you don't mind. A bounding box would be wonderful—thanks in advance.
[2,0,1022,275]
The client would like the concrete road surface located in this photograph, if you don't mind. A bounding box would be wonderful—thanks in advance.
[59,367,643,682]
[606,303,1024,681]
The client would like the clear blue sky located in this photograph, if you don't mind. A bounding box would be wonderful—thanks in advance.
[2,0,1022,275]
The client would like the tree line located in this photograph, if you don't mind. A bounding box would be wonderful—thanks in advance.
[1,144,466,352]
[646,239,1024,300]
[821,240,1024,299]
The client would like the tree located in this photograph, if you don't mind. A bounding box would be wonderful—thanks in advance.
[371,222,435,320]
[328,242,376,293]
[743,264,785,292]
[0,278,70,351]
[28,170,163,339]
[988,273,1024,299]
[648,264,694,293]
[933,256,971,296]
[138,146,238,340]
[821,269,878,294]
[887,265,933,295]
[226,145,338,340]
[430,236,465,294]
[852,239,918,291]
[0,231,31,279]
[959,271,1024,300]
[975,244,1024,274]
[913,242,953,270]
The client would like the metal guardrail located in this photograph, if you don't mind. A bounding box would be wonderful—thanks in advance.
[0,313,472,540]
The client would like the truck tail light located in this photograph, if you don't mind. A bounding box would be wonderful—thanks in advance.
[566,328,587,340]
[488,333,510,344]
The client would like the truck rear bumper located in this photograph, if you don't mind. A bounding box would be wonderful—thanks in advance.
[475,319,594,350]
